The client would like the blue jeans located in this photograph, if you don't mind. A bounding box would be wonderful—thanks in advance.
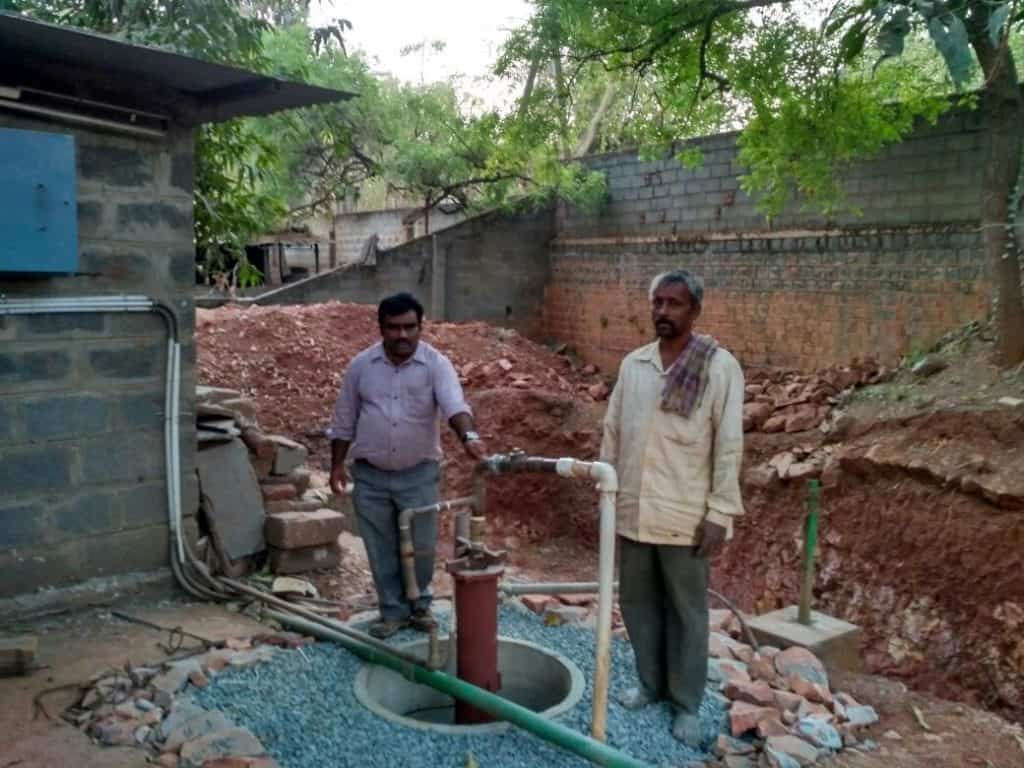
[351,459,440,622]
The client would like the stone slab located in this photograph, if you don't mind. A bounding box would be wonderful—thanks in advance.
[747,606,862,673]
[196,439,265,559]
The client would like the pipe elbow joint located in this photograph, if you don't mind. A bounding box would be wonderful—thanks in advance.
[556,458,618,492]
[589,461,618,493]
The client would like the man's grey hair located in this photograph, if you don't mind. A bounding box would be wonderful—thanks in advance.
[648,269,704,306]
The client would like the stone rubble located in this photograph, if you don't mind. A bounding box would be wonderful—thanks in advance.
[516,594,880,765]
[65,633,303,768]
[742,360,891,435]
[710,611,880,767]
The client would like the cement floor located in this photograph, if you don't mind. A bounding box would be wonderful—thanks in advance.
[0,599,264,768]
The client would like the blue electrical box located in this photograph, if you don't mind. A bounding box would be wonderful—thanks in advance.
[0,127,78,274]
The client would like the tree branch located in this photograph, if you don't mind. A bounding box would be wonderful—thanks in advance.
[565,0,788,72]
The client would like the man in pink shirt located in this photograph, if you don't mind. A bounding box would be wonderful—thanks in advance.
[328,293,487,638]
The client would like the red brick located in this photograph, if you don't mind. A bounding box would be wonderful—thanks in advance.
[723,680,775,707]
[729,701,778,737]
[265,509,344,549]
[265,499,324,515]
[269,542,342,574]
[261,483,297,502]
[519,595,554,614]
[557,593,596,607]
[773,689,806,713]
[757,715,790,738]
[789,674,833,706]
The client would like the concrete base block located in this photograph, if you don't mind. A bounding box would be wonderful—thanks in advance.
[265,509,345,550]
[268,542,341,575]
[746,605,862,673]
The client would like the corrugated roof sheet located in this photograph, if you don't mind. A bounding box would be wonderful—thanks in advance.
[0,11,353,124]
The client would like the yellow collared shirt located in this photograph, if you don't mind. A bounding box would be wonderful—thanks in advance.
[600,340,745,545]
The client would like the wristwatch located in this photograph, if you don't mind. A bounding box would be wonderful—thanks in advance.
[462,430,481,444]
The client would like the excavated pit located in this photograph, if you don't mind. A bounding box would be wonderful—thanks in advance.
[354,636,585,734]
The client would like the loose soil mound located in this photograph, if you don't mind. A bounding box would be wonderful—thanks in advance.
[196,303,606,542]
[729,410,1024,723]
[197,304,1024,723]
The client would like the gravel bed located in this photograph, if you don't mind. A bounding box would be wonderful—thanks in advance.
[194,603,729,767]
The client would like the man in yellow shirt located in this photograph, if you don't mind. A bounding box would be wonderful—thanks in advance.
[600,269,745,747]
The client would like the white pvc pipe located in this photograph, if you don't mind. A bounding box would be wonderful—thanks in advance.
[555,458,618,743]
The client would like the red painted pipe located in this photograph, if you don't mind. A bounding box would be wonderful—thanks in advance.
[452,565,504,724]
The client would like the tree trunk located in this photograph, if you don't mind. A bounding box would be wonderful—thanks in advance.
[552,52,569,160]
[573,81,616,158]
[974,35,1024,365]
[516,55,541,122]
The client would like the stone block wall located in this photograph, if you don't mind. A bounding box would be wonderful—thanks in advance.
[0,114,197,597]
[546,110,991,371]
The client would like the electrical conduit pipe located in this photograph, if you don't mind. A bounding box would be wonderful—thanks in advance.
[265,609,652,768]
[0,295,220,601]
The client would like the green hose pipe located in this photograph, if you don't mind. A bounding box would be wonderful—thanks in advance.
[265,609,653,768]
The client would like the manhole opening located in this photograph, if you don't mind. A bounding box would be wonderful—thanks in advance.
[355,636,585,734]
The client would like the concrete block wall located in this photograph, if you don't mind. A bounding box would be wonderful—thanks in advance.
[0,114,197,597]
[255,208,556,337]
[332,207,465,265]
[547,110,991,370]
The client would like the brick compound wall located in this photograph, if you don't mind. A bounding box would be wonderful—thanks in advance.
[0,115,198,597]
[546,110,991,372]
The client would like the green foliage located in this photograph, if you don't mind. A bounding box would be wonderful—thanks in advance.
[497,0,1023,220]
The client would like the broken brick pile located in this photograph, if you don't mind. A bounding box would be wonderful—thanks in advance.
[742,360,892,435]
[708,610,879,767]
[67,633,312,767]
[195,385,348,578]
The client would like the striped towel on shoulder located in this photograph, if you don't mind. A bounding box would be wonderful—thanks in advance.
[660,334,719,418]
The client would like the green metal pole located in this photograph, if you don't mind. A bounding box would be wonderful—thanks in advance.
[797,479,821,626]
[266,610,652,768]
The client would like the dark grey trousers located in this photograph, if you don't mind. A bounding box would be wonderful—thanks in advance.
[618,536,709,714]
[351,459,440,622]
